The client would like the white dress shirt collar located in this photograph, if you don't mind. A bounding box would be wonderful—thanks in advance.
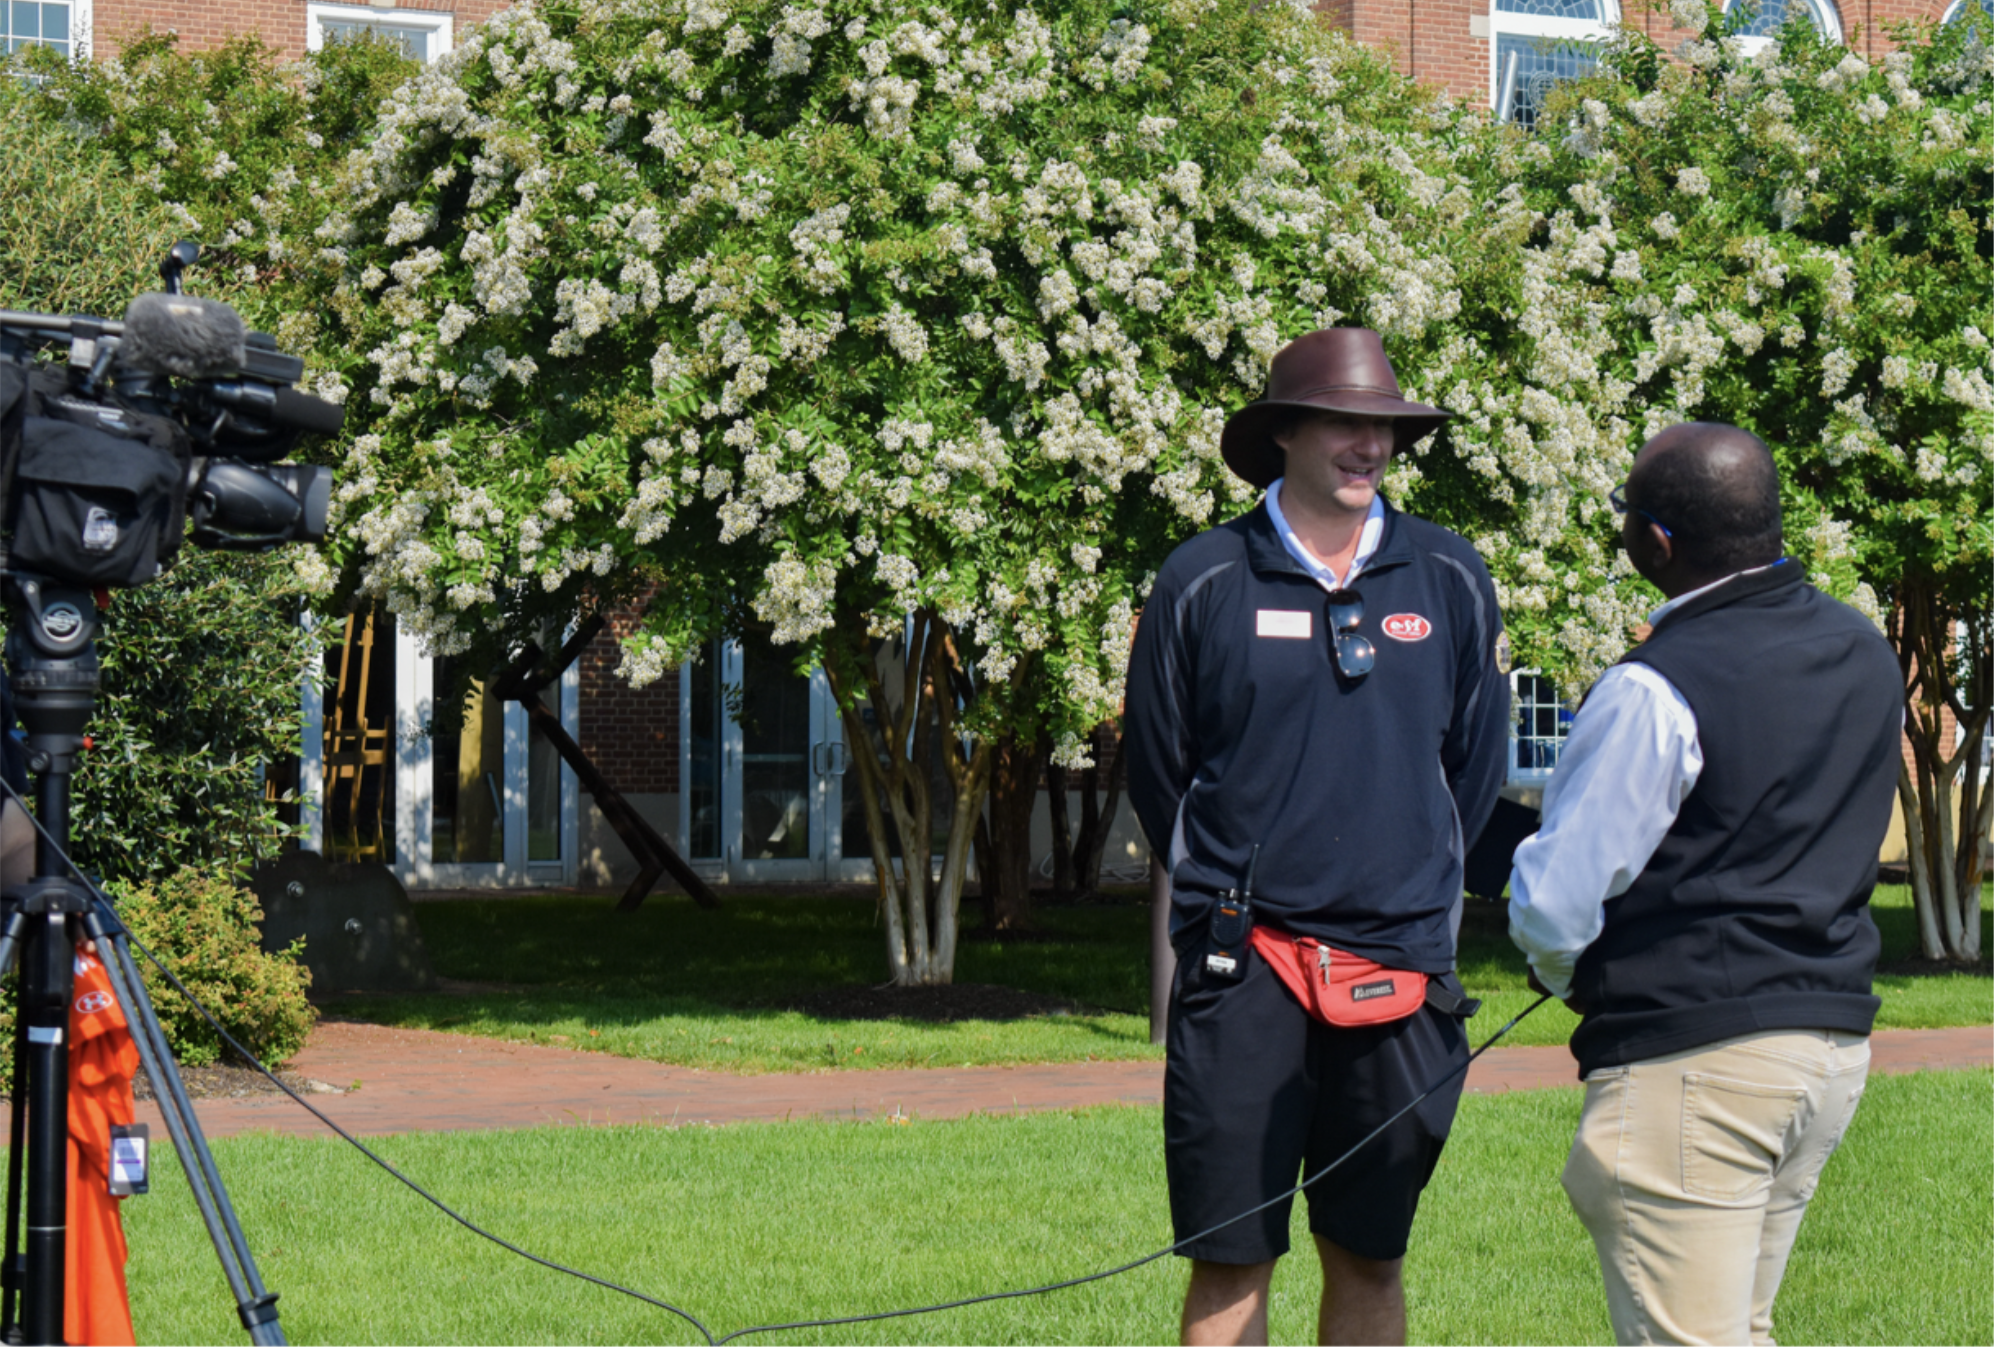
[1646,558,1787,628]
[1265,479,1386,591]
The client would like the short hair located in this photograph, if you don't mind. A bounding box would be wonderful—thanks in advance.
[1632,425,1783,574]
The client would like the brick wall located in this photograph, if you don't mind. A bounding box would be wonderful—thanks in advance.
[1322,0,1966,108]
[92,0,509,63]
[577,601,681,797]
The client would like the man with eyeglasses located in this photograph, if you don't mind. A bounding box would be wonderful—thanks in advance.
[1508,422,1902,1346]
[1125,329,1510,1346]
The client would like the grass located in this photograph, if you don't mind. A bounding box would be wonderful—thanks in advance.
[121,1068,1992,1344]
[334,883,1992,1073]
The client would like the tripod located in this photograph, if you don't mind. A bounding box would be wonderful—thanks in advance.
[0,576,284,1345]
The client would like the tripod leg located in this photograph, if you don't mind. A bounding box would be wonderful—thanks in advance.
[19,909,74,1345]
[3,1009,26,1336]
[89,927,285,1345]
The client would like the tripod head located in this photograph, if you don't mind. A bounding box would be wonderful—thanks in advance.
[3,575,101,883]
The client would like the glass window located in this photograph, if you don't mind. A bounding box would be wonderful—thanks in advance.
[526,683,562,862]
[318,18,433,62]
[323,608,396,863]
[1510,672,1574,780]
[4,0,69,58]
[1721,0,1842,49]
[306,4,451,64]
[430,658,506,865]
[1491,0,1614,130]
[685,641,724,860]
[1943,0,1993,21]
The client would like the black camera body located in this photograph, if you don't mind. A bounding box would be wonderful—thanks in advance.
[0,243,339,590]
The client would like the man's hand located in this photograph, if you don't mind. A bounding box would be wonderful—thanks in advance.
[1528,968,1586,1016]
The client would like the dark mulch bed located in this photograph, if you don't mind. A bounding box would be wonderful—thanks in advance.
[131,1063,341,1102]
[3,1063,334,1106]
[775,982,1099,1023]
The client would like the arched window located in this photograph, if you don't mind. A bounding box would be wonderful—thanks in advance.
[1720,0,1844,53]
[1491,0,1619,131]
[1942,0,1994,22]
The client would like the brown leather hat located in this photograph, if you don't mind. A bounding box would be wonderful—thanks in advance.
[1220,328,1453,490]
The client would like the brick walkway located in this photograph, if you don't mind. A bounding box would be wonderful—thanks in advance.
[138,1022,1991,1141]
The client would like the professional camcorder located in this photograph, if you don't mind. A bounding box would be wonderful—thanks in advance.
[0,242,340,590]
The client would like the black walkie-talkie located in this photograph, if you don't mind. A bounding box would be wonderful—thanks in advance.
[1204,843,1260,981]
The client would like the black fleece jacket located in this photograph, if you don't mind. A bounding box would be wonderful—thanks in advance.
[1125,500,1510,973]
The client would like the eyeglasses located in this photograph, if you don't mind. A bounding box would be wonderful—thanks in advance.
[1609,482,1673,539]
[1324,588,1375,683]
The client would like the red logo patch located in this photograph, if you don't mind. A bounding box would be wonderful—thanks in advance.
[1382,614,1432,642]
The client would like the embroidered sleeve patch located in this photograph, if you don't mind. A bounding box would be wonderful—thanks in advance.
[1257,610,1313,639]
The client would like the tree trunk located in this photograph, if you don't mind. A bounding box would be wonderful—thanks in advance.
[823,609,1004,985]
[984,733,1043,931]
[1047,725,1128,900]
[1887,582,1991,965]
[1076,727,1128,895]
[1046,761,1076,901]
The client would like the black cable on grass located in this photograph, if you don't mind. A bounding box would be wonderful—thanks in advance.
[713,992,1553,1344]
[2,776,1550,1346]
[0,779,720,1345]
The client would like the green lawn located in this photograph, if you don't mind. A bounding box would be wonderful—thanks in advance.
[332,884,1992,1073]
[123,1069,1992,1344]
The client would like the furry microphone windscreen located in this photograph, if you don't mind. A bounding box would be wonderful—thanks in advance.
[119,293,246,379]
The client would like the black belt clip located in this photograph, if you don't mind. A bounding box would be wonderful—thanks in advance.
[1203,844,1260,981]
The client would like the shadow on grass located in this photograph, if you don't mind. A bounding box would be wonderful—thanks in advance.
[323,885,1988,1059]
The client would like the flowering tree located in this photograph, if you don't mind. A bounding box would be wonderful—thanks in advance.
[1499,6,1993,959]
[276,0,1671,983]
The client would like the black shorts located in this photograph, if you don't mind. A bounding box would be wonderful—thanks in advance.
[1163,938,1472,1265]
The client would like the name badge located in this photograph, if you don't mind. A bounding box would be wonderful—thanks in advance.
[1256,610,1312,639]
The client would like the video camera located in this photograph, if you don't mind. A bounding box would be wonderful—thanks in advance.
[0,242,340,591]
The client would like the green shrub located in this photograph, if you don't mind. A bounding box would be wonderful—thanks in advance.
[72,552,319,886]
[107,867,316,1069]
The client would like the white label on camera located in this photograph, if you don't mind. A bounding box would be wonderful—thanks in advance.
[82,507,120,553]
[1256,610,1311,639]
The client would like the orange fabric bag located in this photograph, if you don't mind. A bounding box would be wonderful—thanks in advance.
[1249,927,1427,1027]
[66,951,139,1347]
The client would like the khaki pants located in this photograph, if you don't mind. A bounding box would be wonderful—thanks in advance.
[1561,1029,1870,1346]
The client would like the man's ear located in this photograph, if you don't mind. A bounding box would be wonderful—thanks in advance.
[1643,521,1675,573]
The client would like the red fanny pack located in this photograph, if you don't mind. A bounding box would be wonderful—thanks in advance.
[1249,926,1427,1027]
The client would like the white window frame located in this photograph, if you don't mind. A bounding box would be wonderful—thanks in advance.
[1720,0,1843,55]
[306,2,453,63]
[1943,0,1993,21]
[1488,0,1619,125]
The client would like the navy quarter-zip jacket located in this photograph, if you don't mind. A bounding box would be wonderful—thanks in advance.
[1126,500,1510,973]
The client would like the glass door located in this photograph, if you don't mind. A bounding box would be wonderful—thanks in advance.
[680,636,851,881]
[388,628,578,888]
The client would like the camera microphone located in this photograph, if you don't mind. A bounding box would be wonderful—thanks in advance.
[118,293,245,379]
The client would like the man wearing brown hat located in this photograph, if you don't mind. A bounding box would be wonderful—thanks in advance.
[1126,329,1510,1345]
